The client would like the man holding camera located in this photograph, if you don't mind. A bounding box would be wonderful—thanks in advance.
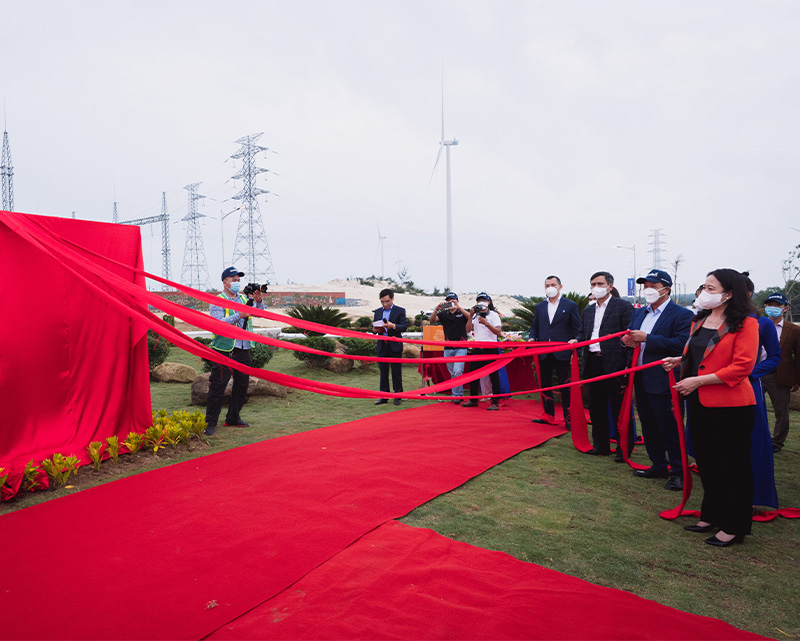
[430,293,473,403]
[372,288,408,406]
[462,293,505,411]
[204,266,265,436]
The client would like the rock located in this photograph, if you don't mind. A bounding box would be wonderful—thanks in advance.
[151,362,198,383]
[190,373,290,406]
[403,344,421,359]
[325,357,354,374]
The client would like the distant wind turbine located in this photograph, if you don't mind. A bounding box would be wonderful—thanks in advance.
[429,74,459,291]
[375,221,386,278]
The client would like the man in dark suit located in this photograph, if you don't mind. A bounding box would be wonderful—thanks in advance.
[372,288,408,406]
[574,271,634,459]
[762,292,800,453]
[622,269,694,490]
[530,275,580,427]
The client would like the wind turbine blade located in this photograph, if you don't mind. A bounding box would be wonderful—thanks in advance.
[428,145,443,187]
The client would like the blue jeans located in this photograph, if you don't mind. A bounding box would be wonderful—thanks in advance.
[444,348,467,396]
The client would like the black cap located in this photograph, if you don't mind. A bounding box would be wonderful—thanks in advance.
[636,269,672,287]
[221,267,245,281]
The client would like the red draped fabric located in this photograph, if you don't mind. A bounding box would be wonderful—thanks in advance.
[0,212,151,499]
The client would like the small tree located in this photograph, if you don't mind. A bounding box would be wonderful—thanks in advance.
[285,305,350,337]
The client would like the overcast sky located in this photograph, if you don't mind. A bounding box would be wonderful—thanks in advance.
[2,0,798,299]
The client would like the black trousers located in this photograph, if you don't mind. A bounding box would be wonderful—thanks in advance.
[687,393,755,536]
[467,347,503,405]
[635,379,683,475]
[378,359,403,394]
[584,353,630,455]
[538,354,571,420]
[205,347,251,428]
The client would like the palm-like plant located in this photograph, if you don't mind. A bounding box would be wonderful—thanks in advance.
[506,292,591,335]
[285,304,350,337]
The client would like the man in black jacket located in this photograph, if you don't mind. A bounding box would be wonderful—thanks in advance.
[530,275,580,427]
[574,271,634,459]
[372,288,408,406]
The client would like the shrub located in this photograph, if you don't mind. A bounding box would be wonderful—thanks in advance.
[0,467,7,491]
[143,425,165,453]
[290,336,336,368]
[87,442,104,470]
[355,316,372,329]
[123,432,143,454]
[173,409,206,439]
[23,461,44,492]
[250,342,274,369]
[339,337,376,371]
[148,330,171,370]
[163,315,176,326]
[41,453,80,487]
[285,304,350,337]
[106,436,120,463]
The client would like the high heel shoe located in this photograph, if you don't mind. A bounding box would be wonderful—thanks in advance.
[704,533,745,547]
[684,523,716,533]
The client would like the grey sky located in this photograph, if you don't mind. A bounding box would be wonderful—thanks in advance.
[2,0,798,299]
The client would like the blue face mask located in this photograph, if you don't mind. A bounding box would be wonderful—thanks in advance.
[228,281,242,294]
[764,306,783,318]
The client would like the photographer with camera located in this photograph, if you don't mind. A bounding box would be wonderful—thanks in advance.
[461,293,505,411]
[430,293,473,403]
[204,267,266,436]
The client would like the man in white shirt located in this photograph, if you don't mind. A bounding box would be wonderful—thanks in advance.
[462,293,505,411]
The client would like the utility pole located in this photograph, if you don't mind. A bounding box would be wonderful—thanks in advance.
[230,132,275,283]
[1,118,14,211]
[180,182,210,291]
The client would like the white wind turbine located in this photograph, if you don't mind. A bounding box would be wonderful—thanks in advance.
[375,221,387,278]
[429,77,459,292]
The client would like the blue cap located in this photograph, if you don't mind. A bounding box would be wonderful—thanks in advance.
[476,292,491,302]
[636,269,672,287]
[765,292,789,306]
[221,266,245,281]
[445,292,458,300]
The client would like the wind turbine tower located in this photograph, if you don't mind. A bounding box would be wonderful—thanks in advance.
[431,82,458,291]
[1,117,14,212]
[180,182,210,291]
[230,132,276,284]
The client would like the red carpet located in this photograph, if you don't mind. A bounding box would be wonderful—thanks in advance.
[210,520,763,640]
[0,399,563,641]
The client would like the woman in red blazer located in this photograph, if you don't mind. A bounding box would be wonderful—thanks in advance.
[663,268,759,547]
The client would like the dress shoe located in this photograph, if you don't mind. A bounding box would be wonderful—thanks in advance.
[664,476,683,491]
[684,523,716,533]
[203,427,216,436]
[585,448,611,456]
[633,467,669,479]
[374,399,388,405]
[487,404,499,411]
[531,416,552,424]
[224,419,250,427]
[704,533,744,547]
[393,398,403,406]
[614,453,627,463]
[452,398,463,404]
[461,401,479,408]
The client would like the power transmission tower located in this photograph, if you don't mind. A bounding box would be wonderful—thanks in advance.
[230,132,275,283]
[1,124,14,212]
[648,228,666,269]
[113,201,119,223]
[120,191,172,291]
[180,182,210,291]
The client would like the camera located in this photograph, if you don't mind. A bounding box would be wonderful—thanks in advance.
[242,282,268,305]
[472,302,489,318]
[441,301,454,310]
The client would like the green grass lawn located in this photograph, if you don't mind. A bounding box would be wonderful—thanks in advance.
[4,345,799,639]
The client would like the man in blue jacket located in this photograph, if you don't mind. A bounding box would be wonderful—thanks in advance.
[530,275,580,428]
[622,269,694,490]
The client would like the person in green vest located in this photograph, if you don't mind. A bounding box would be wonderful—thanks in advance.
[204,266,265,436]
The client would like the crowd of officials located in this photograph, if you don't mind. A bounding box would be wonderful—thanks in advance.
[374,268,798,549]
[204,264,798,549]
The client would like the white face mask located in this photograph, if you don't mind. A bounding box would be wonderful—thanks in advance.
[643,287,665,305]
[695,290,725,310]
[591,286,608,299]
[545,286,559,299]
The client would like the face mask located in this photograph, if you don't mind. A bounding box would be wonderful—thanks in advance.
[228,281,242,294]
[695,290,725,310]
[591,286,608,299]
[545,286,559,299]
[643,287,664,305]
[764,306,783,318]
